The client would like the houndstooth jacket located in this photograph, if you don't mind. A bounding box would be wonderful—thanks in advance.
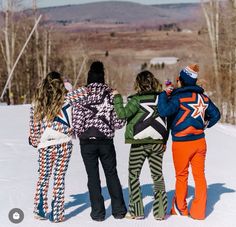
[72,83,125,141]
[29,87,87,149]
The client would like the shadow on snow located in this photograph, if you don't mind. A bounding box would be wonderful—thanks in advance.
[64,183,235,220]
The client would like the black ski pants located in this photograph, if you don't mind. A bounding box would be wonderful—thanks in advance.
[80,141,127,219]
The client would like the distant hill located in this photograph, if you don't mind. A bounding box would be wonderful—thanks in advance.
[36,1,202,27]
[0,1,203,30]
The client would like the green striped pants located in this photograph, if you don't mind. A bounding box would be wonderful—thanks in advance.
[128,143,167,218]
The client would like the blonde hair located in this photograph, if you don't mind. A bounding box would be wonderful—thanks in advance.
[33,71,67,121]
[134,70,162,93]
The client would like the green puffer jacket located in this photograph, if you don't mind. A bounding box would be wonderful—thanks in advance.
[114,91,169,144]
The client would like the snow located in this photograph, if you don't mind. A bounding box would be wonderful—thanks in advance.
[0,105,236,227]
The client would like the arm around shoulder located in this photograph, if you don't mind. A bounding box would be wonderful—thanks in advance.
[158,91,179,117]
[66,86,88,104]
[114,94,139,119]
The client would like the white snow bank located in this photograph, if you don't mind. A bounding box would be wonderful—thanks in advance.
[0,105,235,227]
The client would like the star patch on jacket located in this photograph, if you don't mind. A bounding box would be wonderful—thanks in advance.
[140,97,158,121]
[177,93,208,126]
[134,96,167,140]
[54,103,71,127]
[188,94,208,122]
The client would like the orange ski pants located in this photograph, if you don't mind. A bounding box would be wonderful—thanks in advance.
[171,138,207,220]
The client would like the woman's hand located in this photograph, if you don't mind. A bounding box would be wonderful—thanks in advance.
[164,80,174,96]
[165,86,174,96]
[28,137,37,148]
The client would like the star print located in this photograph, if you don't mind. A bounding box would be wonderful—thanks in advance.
[140,96,158,121]
[188,94,208,122]
[54,103,71,127]
[93,96,112,121]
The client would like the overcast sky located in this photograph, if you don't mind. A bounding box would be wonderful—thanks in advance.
[20,0,201,8]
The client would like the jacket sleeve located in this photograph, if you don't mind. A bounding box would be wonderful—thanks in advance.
[114,94,139,119]
[112,109,126,130]
[29,106,41,148]
[66,86,87,105]
[205,98,221,128]
[157,91,179,117]
[72,103,84,137]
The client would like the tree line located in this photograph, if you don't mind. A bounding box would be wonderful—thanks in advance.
[202,0,236,124]
[0,0,236,124]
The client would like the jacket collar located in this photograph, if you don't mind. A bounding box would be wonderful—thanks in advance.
[87,83,107,88]
[172,85,204,96]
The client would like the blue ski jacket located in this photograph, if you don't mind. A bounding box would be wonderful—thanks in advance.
[157,85,221,141]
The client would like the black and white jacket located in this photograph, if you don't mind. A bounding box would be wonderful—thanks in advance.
[72,83,125,143]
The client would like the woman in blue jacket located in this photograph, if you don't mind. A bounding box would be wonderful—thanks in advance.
[158,64,220,220]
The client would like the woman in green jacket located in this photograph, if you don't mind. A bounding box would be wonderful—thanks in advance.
[113,70,169,220]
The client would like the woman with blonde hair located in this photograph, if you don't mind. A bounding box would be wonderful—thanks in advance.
[29,71,87,222]
[113,70,169,220]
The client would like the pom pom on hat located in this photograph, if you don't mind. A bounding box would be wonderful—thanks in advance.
[179,64,199,86]
[189,64,199,73]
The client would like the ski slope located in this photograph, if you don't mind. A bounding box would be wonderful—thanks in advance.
[0,105,235,227]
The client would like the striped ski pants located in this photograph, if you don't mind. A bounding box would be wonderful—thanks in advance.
[128,143,167,218]
[34,141,72,222]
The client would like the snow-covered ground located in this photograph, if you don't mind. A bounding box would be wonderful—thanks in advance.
[0,105,235,227]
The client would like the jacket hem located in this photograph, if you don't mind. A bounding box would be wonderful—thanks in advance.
[172,134,205,142]
[37,137,72,149]
[79,138,114,145]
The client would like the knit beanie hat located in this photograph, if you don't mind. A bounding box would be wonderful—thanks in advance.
[87,61,105,85]
[179,64,199,86]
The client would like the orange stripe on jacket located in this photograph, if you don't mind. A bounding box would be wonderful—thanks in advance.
[180,93,196,103]
[176,104,191,126]
[201,94,209,102]
[175,126,203,137]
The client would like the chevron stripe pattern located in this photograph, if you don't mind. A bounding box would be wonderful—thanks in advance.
[66,87,87,104]
[128,143,167,218]
[34,142,72,222]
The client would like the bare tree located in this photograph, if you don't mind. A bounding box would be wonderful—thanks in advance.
[201,0,222,109]
[203,0,236,123]
[231,0,236,8]
[0,0,19,104]
[229,0,236,123]
[32,0,43,80]
[219,1,236,123]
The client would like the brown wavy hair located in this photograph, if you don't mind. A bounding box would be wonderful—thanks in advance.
[33,71,67,121]
[134,70,162,93]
